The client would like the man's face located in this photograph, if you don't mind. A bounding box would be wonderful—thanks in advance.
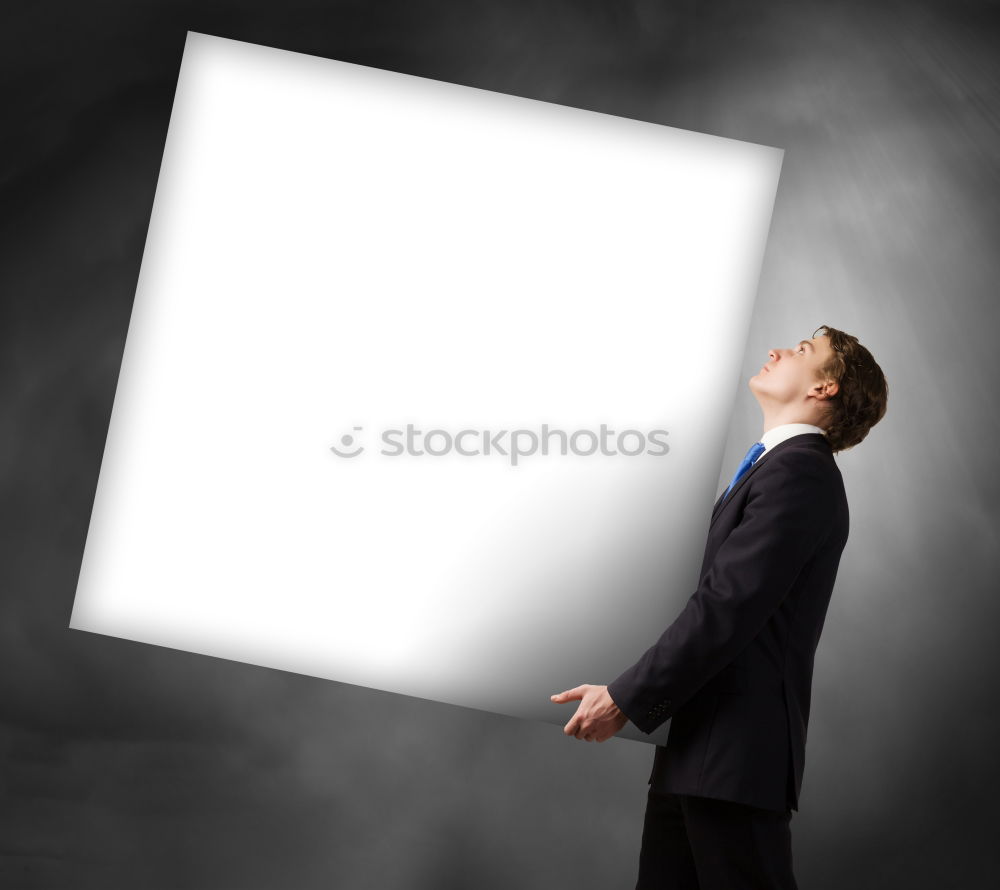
[749,334,837,409]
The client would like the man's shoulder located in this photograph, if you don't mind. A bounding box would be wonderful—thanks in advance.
[760,433,836,467]
[745,435,849,539]
[753,434,844,493]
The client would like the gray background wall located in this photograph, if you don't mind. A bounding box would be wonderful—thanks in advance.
[2,1,998,887]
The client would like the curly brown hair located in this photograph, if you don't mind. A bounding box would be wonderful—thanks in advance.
[812,325,888,453]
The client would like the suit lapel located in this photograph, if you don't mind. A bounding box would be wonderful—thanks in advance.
[709,489,728,523]
[710,463,761,526]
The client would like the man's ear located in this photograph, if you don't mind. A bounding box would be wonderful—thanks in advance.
[809,378,839,401]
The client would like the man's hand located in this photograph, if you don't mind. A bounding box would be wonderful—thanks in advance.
[550,684,629,742]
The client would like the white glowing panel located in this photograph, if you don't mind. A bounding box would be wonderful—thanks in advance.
[71,32,782,744]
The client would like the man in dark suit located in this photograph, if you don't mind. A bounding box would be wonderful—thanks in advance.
[552,325,888,889]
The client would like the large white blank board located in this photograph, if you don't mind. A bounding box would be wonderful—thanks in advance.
[71,32,782,744]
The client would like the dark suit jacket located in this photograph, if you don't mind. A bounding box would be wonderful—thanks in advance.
[607,433,849,813]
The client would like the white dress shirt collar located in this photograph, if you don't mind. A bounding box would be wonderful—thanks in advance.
[759,423,826,455]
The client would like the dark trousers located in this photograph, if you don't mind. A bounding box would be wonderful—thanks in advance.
[635,789,798,890]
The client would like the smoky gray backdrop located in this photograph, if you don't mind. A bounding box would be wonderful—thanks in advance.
[2,1,998,887]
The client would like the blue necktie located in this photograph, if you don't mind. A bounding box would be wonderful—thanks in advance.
[725,441,765,497]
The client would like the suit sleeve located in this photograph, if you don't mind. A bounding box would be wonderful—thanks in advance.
[607,449,838,734]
